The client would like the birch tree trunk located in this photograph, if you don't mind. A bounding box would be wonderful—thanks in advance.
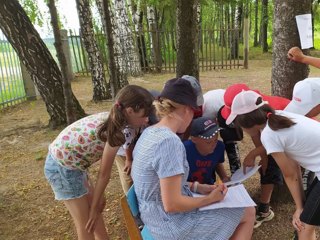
[0,0,85,128]
[112,0,141,76]
[127,0,149,71]
[48,0,77,124]
[176,0,199,80]
[271,0,311,98]
[75,0,111,101]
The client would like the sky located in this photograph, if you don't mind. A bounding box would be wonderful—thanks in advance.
[34,0,98,38]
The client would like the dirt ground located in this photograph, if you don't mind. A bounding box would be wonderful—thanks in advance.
[1,58,320,240]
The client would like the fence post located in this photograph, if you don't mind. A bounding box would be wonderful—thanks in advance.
[60,29,74,81]
[21,63,38,100]
[243,17,249,69]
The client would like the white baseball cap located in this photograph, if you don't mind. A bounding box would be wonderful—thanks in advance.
[181,75,204,106]
[226,90,268,125]
[285,78,320,116]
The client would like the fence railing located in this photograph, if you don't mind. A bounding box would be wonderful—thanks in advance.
[0,32,26,109]
[0,27,243,109]
[68,27,243,75]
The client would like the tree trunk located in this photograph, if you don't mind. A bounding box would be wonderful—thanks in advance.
[127,0,149,71]
[253,0,259,47]
[230,3,239,59]
[147,6,162,72]
[112,0,141,76]
[260,0,268,52]
[0,0,85,128]
[271,0,311,99]
[75,0,111,101]
[47,0,77,124]
[176,0,199,80]
[236,2,243,44]
[102,0,121,98]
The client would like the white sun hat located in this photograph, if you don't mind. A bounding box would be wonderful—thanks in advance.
[226,90,268,125]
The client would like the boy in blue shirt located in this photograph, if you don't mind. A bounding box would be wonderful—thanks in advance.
[184,116,230,184]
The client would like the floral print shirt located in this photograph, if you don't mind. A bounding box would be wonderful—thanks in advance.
[49,112,108,171]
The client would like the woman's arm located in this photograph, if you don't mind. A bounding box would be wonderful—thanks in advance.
[86,143,120,232]
[160,175,227,213]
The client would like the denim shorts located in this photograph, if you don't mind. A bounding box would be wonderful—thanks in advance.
[44,154,88,200]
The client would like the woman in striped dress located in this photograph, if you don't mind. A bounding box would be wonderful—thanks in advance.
[131,78,255,240]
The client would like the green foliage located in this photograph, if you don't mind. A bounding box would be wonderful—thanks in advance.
[20,0,44,26]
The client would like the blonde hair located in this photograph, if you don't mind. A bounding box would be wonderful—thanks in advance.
[154,98,186,119]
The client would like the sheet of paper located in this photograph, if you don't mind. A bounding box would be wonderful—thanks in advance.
[295,14,313,49]
[224,165,261,187]
[193,184,256,210]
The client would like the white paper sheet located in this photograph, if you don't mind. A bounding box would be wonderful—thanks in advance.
[224,165,261,187]
[193,184,256,210]
[295,14,313,49]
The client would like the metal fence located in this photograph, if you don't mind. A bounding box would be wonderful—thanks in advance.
[0,32,26,109]
[0,27,242,109]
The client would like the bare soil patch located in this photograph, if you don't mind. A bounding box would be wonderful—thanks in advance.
[1,59,320,240]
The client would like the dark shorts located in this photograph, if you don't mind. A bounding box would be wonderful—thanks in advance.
[300,178,320,226]
[260,155,283,185]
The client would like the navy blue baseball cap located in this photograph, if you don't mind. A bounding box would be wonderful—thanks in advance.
[159,78,198,109]
[190,117,221,139]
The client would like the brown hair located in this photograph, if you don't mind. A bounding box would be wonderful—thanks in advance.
[235,97,296,130]
[98,85,154,146]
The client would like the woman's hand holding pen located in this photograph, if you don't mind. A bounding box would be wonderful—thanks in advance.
[207,184,227,203]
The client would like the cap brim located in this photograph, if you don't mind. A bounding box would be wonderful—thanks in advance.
[221,106,231,120]
[226,112,237,125]
[285,102,310,116]
[196,127,222,139]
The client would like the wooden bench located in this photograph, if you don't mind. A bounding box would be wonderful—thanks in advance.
[120,185,154,240]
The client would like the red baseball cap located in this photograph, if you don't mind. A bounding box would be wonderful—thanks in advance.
[221,84,250,120]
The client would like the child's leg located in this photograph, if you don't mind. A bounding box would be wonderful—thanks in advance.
[297,223,316,240]
[86,180,109,240]
[255,156,282,227]
[64,196,95,240]
[64,195,108,240]
[115,155,133,193]
[224,141,241,174]
[44,155,108,240]
[230,206,255,240]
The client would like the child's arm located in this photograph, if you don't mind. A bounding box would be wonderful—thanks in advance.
[124,146,134,175]
[215,163,230,182]
[288,46,320,69]
[271,152,305,231]
[243,135,268,174]
[86,143,120,233]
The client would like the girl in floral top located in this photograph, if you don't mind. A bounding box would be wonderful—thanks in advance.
[44,85,154,240]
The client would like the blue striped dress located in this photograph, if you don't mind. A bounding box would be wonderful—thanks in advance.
[132,126,244,240]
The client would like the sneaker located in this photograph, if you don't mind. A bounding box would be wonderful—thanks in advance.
[254,208,275,228]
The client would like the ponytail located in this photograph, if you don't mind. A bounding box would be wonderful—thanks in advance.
[267,111,296,131]
[98,85,154,147]
[235,97,296,130]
